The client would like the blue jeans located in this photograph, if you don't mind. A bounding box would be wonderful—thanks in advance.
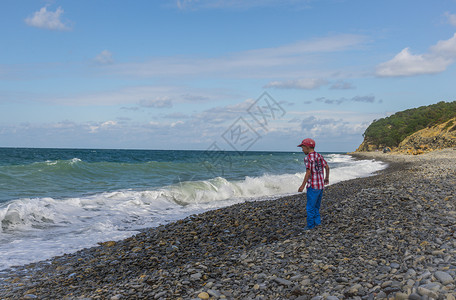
[306,187,323,228]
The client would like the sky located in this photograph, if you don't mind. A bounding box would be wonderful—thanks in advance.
[1,0,456,152]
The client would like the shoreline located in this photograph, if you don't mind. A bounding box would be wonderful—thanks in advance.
[1,149,455,299]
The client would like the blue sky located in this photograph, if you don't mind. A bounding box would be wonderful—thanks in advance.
[1,0,456,152]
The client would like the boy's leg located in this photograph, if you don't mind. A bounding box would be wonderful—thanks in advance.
[314,189,323,226]
[306,187,318,228]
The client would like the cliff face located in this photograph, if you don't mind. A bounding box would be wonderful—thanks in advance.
[356,117,456,154]
[396,117,456,154]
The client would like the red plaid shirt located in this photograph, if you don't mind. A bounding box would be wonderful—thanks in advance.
[304,151,328,189]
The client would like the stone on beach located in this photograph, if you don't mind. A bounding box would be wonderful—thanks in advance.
[434,270,454,285]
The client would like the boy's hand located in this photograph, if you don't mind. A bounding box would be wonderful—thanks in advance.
[324,178,329,185]
[298,184,305,192]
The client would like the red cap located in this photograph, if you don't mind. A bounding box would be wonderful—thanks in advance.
[297,138,315,148]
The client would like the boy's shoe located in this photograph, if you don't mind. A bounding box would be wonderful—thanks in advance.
[303,226,314,231]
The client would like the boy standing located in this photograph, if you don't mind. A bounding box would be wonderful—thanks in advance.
[298,138,330,230]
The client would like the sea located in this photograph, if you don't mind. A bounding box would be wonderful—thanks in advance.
[0,148,387,271]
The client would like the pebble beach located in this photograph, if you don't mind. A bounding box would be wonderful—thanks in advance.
[1,149,455,300]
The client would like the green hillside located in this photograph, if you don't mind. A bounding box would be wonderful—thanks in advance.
[362,101,456,148]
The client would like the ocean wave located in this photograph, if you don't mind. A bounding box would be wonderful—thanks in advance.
[0,156,386,234]
[0,172,302,233]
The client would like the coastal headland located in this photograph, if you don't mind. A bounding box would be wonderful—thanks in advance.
[1,149,455,299]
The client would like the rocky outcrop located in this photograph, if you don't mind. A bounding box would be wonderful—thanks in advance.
[396,117,456,155]
[355,140,387,152]
[357,117,456,154]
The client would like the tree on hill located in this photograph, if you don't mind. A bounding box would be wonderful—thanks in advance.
[362,101,456,148]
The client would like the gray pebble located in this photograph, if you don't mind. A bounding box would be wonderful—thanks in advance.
[434,270,454,285]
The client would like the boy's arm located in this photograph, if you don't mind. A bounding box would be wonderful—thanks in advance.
[298,169,311,192]
[324,164,330,185]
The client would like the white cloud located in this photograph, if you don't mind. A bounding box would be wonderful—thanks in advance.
[139,97,173,109]
[25,6,71,31]
[290,110,383,142]
[89,120,117,133]
[189,99,256,127]
[264,78,328,90]
[0,105,380,151]
[51,85,224,106]
[107,34,366,79]
[315,95,380,105]
[430,33,456,57]
[171,121,185,127]
[376,33,456,77]
[299,116,365,138]
[94,50,114,64]
[444,12,456,26]
[0,34,366,97]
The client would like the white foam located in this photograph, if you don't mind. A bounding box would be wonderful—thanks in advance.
[325,153,356,164]
[329,158,387,184]
[0,156,386,270]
